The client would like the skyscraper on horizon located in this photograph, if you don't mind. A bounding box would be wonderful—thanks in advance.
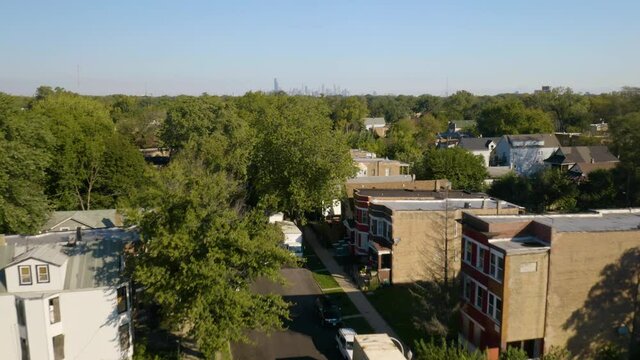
[273,78,279,92]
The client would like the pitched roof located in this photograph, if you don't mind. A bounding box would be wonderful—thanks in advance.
[5,243,68,268]
[42,209,122,231]
[459,137,500,151]
[504,134,560,148]
[363,117,386,126]
[545,146,619,165]
[568,162,618,176]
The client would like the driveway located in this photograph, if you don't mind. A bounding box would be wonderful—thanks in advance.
[231,268,342,360]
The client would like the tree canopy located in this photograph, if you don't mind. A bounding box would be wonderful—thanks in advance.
[417,148,487,191]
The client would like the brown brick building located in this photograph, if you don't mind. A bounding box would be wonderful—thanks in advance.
[459,210,640,359]
[355,193,521,284]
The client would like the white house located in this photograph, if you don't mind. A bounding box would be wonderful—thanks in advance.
[494,134,560,175]
[0,229,136,360]
[362,117,386,131]
[458,137,500,167]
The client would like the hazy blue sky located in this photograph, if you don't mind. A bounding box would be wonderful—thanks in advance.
[1,0,639,96]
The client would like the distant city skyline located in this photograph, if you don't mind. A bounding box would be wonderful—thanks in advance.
[1,0,639,96]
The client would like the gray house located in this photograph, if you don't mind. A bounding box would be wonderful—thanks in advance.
[41,209,123,232]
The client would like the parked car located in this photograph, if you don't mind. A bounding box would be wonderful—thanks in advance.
[336,328,356,359]
[315,295,342,327]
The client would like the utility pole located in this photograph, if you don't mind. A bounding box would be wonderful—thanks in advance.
[443,185,449,288]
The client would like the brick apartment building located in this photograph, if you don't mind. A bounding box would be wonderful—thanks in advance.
[459,210,640,359]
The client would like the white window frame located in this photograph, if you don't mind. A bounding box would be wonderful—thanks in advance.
[474,282,487,311]
[463,238,473,265]
[489,250,505,283]
[18,265,32,285]
[463,275,473,301]
[487,291,502,323]
[36,264,50,283]
[476,247,486,271]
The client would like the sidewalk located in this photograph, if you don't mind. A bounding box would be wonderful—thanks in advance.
[303,227,401,341]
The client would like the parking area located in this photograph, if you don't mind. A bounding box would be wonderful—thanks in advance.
[231,268,343,360]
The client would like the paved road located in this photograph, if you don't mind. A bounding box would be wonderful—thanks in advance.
[231,268,343,360]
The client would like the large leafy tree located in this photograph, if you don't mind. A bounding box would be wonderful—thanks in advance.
[160,96,254,182]
[331,96,368,132]
[417,148,487,191]
[131,152,294,358]
[477,98,554,136]
[0,93,52,233]
[241,93,356,219]
[31,90,145,210]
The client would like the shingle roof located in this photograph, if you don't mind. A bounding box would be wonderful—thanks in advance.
[5,243,68,268]
[568,162,618,177]
[459,137,500,151]
[545,146,619,165]
[42,209,122,231]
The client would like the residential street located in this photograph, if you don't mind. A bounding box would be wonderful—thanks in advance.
[231,268,342,360]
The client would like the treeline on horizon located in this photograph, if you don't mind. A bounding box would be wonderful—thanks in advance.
[2,85,640,234]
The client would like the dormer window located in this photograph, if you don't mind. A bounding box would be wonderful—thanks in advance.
[18,266,32,285]
[37,265,50,283]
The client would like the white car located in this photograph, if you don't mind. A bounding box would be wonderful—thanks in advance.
[336,328,356,359]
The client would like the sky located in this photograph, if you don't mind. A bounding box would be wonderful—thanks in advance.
[1,0,639,96]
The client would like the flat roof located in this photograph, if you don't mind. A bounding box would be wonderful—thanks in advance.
[357,189,486,199]
[346,175,414,184]
[477,209,640,233]
[354,334,405,360]
[490,237,550,254]
[372,198,520,211]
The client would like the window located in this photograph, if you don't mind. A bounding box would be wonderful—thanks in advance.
[489,252,505,281]
[463,276,472,301]
[488,292,502,323]
[464,239,473,264]
[384,168,390,176]
[371,219,378,235]
[476,248,486,271]
[52,334,64,360]
[475,286,485,310]
[377,221,384,236]
[49,297,61,324]
[20,337,30,360]
[36,265,50,283]
[117,286,128,314]
[119,323,130,351]
[18,266,32,285]
[362,209,368,224]
[382,221,388,239]
[16,299,26,326]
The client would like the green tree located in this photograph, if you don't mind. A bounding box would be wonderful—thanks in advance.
[526,87,591,132]
[0,93,53,233]
[32,91,145,210]
[331,96,368,132]
[385,118,423,165]
[131,155,295,358]
[441,90,478,120]
[414,338,484,360]
[244,94,356,219]
[417,148,487,191]
[530,169,578,213]
[477,99,554,137]
[576,169,617,210]
[487,173,532,210]
[499,346,528,360]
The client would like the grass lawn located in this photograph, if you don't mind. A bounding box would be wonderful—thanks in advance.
[367,285,426,348]
[342,316,375,334]
[311,269,340,290]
